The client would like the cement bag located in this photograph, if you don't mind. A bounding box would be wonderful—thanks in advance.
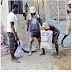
[40,30,53,49]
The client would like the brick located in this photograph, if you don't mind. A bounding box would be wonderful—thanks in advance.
[59,1,65,5]
[59,16,66,19]
[60,9,65,12]
[50,2,56,6]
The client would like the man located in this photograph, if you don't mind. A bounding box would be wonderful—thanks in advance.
[61,0,71,47]
[23,3,29,20]
[6,4,20,63]
[27,6,42,56]
[25,3,29,13]
[40,23,60,57]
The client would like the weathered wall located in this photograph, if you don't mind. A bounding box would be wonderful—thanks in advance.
[34,0,51,20]
[1,0,9,44]
[1,0,9,30]
[34,0,68,20]
[50,0,68,20]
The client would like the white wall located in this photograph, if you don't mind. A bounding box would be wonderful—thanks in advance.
[1,0,9,44]
[1,0,9,30]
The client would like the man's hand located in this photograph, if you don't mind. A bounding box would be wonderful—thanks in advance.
[26,31,28,34]
[15,33,19,41]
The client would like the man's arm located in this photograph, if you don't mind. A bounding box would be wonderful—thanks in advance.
[27,20,29,31]
[67,10,71,14]
[50,25,59,32]
[39,17,42,26]
[11,22,19,41]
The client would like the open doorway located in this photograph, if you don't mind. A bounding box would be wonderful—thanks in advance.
[8,1,23,14]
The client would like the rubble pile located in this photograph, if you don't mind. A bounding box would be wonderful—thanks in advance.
[1,30,9,56]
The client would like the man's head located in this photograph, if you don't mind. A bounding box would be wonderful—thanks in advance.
[68,0,71,8]
[30,6,36,17]
[42,23,50,30]
[26,3,28,5]
[12,4,18,13]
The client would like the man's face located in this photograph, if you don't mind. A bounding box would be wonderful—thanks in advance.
[31,13,36,17]
[14,7,18,13]
[68,3,71,8]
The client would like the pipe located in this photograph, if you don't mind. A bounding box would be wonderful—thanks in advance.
[65,0,67,20]
[57,0,59,21]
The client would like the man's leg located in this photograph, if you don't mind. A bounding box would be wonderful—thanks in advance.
[55,42,61,58]
[53,31,60,56]
[11,45,20,63]
[61,21,71,47]
[13,46,18,59]
[28,37,34,56]
[13,41,18,58]
[9,47,20,63]
[40,48,45,55]
[10,50,15,61]
[38,41,40,50]
[55,43,58,55]
[61,35,68,47]
[9,38,16,61]
[13,46,17,54]
[36,32,41,50]
[29,41,33,54]
[8,33,20,63]
[37,38,41,50]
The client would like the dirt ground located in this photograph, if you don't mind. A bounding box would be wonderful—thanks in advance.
[52,49,71,70]
[1,45,71,70]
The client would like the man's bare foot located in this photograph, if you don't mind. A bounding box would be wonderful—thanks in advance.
[12,58,20,63]
[56,55,61,58]
[14,56,22,60]
[14,56,18,60]
[40,53,45,56]
[37,48,41,51]
[27,52,32,56]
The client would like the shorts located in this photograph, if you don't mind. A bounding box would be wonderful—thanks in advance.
[52,31,60,44]
[29,31,41,42]
[7,32,18,50]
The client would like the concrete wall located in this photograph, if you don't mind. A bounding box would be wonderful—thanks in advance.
[0,5,1,27]
[34,0,67,20]
[1,0,9,44]
[7,0,67,20]
[1,0,9,30]
[44,0,51,20]
[50,0,68,20]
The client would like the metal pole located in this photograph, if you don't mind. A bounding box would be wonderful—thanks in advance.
[38,0,39,14]
[57,0,59,21]
[65,0,67,20]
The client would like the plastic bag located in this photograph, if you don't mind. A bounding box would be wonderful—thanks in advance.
[14,45,24,57]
